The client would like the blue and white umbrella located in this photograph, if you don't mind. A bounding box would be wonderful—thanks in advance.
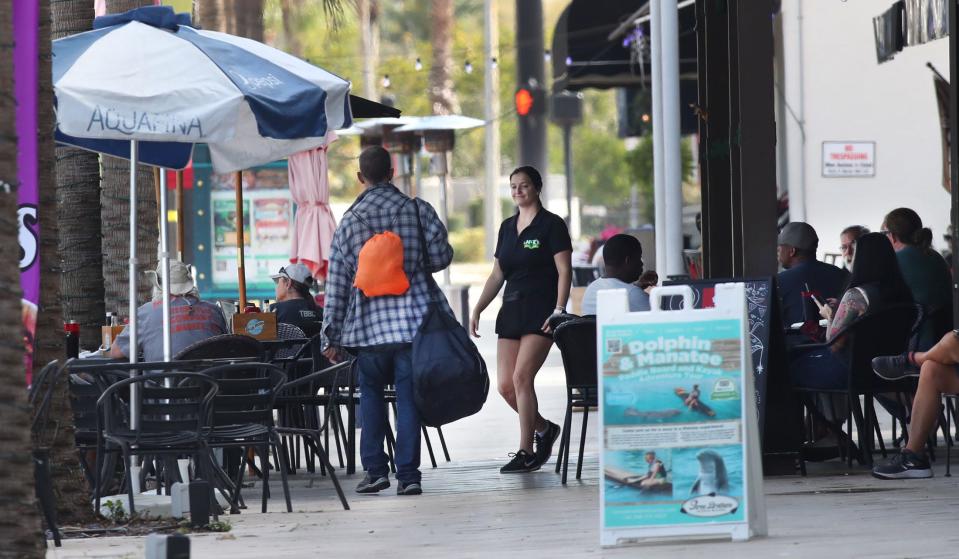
[53,6,352,173]
[52,6,356,378]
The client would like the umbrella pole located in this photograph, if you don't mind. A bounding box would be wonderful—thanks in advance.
[235,171,247,309]
[158,169,172,364]
[175,170,185,260]
[128,140,139,433]
[439,151,451,286]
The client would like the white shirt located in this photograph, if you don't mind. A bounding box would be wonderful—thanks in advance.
[581,277,651,315]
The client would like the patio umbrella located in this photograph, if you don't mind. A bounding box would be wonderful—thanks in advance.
[53,6,353,377]
[288,132,338,279]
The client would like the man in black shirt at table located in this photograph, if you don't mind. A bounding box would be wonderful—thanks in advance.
[776,222,848,334]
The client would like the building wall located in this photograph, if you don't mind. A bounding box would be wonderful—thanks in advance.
[778,0,951,256]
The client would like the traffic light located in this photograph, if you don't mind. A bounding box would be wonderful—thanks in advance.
[515,86,546,117]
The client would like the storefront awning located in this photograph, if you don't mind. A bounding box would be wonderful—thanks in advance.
[874,0,949,64]
[551,0,698,91]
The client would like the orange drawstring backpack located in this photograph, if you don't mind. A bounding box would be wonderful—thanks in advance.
[352,199,412,297]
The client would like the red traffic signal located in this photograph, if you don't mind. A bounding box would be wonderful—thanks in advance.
[515,88,534,116]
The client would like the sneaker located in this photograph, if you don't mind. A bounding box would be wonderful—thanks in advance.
[872,450,933,479]
[355,474,390,493]
[533,421,561,467]
[396,481,422,496]
[872,353,919,380]
[500,450,538,473]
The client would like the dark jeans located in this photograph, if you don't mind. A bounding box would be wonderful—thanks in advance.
[357,347,421,484]
[788,347,847,389]
[789,347,849,422]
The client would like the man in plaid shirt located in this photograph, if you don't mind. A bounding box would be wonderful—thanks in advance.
[322,146,453,496]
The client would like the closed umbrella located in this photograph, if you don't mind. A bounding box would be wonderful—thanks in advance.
[53,6,353,371]
[288,132,338,279]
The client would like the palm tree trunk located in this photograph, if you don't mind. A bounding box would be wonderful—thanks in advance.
[234,0,263,41]
[0,0,45,554]
[101,0,159,318]
[196,0,227,31]
[54,0,104,350]
[428,0,459,115]
[42,0,100,526]
[279,0,302,57]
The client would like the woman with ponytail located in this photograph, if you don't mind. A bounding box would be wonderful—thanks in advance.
[881,208,952,349]
[270,263,323,336]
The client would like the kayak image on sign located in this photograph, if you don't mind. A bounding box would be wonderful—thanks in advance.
[604,449,675,502]
[674,386,715,417]
[604,378,740,425]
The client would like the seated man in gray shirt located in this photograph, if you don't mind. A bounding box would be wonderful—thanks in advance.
[581,234,651,315]
[109,260,227,361]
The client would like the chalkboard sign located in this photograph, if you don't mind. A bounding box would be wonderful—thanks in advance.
[663,278,774,434]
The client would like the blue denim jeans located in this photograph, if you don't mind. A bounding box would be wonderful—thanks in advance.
[357,347,421,484]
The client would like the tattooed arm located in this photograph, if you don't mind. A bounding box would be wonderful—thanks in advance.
[825,288,868,352]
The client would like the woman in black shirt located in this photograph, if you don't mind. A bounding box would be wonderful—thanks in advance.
[269,263,323,336]
[470,166,572,474]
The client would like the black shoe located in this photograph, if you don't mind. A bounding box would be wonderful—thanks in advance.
[872,450,933,479]
[533,421,561,467]
[397,481,422,496]
[500,450,538,473]
[355,474,390,493]
[872,353,919,380]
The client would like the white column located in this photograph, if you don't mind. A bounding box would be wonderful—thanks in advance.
[650,0,666,275]
[440,151,452,286]
[783,0,807,222]
[661,0,684,277]
[128,140,139,432]
[484,0,502,258]
[158,170,172,363]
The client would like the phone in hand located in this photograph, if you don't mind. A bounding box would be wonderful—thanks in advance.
[809,292,824,310]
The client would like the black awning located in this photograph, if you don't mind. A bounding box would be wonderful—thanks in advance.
[552,0,697,91]
[349,94,402,118]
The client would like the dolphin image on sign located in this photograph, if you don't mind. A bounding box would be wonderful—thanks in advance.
[690,450,729,496]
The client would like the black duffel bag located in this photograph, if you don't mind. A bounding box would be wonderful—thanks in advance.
[411,201,489,426]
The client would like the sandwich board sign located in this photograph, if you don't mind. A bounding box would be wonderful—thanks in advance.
[597,283,767,546]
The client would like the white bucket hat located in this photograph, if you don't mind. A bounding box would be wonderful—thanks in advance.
[148,260,196,296]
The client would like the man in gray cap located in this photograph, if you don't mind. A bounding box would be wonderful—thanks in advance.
[776,222,849,329]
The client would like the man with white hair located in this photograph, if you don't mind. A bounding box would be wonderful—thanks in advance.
[109,260,227,361]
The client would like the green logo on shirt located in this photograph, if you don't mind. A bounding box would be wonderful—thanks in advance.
[523,239,541,250]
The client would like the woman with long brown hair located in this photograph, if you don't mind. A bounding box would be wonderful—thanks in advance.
[470,166,572,473]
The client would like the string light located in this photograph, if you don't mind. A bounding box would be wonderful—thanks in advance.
[544,49,552,62]
[415,57,423,71]
[381,74,391,88]
[464,60,473,74]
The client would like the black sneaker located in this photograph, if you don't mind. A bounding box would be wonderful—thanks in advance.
[872,450,933,479]
[872,353,919,380]
[355,474,390,493]
[500,450,538,473]
[397,481,422,496]
[533,421,561,467]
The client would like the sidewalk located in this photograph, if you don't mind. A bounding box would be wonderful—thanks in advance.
[46,284,959,558]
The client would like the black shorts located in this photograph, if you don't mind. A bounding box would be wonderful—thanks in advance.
[495,291,554,340]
